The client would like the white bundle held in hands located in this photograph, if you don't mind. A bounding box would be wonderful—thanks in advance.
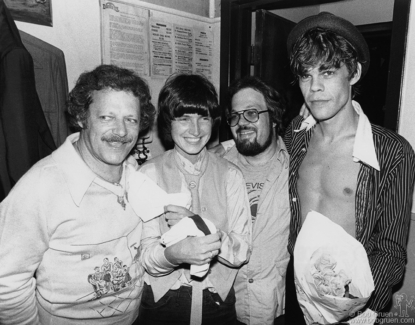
[294,211,374,324]
[161,216,217,278]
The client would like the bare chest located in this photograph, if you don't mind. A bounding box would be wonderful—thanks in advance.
[297,137,360,237]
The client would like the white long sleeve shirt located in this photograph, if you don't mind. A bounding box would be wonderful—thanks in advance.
[0,133,144,325]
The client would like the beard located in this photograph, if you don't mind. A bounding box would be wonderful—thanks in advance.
[234,125,273,156]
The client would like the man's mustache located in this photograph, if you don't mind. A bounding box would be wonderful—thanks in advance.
[236,126,256,134]
[102,135,134,144]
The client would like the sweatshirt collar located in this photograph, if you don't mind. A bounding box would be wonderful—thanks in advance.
[51,133,137,206]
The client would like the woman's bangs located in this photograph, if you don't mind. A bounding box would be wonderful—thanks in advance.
[173,102,210,117]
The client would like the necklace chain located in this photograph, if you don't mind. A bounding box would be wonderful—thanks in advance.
[114,183,126,210]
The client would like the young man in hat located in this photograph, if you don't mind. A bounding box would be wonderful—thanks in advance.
[284,12,415,324]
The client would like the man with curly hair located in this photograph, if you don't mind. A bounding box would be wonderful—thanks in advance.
[0,64,156,325]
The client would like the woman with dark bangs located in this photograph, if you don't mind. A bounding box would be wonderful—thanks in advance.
[136,73,251,325]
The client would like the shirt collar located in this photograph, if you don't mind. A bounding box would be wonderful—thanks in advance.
[276,136,289,167]
[174,147,207,175]
[51,133,138,206]
[294,101,380,171]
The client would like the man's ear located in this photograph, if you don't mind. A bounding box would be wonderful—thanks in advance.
[350,63,362,86]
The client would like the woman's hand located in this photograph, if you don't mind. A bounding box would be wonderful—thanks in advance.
[164,205,194,227]
[165,233,221,265]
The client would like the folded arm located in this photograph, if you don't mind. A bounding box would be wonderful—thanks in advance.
[216,166,252,267]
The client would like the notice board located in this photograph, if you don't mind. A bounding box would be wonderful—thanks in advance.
[100,0,215,80]
[99,0,220,162]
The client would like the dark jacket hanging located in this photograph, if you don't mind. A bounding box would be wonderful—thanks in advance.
[19,30,70,148]
[0,0,56,201]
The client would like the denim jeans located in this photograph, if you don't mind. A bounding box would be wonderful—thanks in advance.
[136,283,237,325]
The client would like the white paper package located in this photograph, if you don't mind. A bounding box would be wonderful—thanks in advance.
[294,211,374,324]
[161,217,217,277]
[127,170,191,222]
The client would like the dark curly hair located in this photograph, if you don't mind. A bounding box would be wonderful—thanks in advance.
[67,64,155,134]
[289,27,360,96]
[157,73,220,148]
[227,76,286,136]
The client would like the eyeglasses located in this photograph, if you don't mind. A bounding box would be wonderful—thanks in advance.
[226,109,269,127]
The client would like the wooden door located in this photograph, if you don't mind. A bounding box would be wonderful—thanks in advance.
[254,9,303,129]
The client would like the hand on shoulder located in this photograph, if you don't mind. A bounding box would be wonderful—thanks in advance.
[208,140,235,157]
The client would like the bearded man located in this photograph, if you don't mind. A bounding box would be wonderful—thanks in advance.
[221,76,290,325]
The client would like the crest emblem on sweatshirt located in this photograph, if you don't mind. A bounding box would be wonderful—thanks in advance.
[86,257,133,300]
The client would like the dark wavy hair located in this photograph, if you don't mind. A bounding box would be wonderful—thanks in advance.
[67,64,155,134]
[289,28,360,96]
[157,73,220,147]
[227,76,286,136]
